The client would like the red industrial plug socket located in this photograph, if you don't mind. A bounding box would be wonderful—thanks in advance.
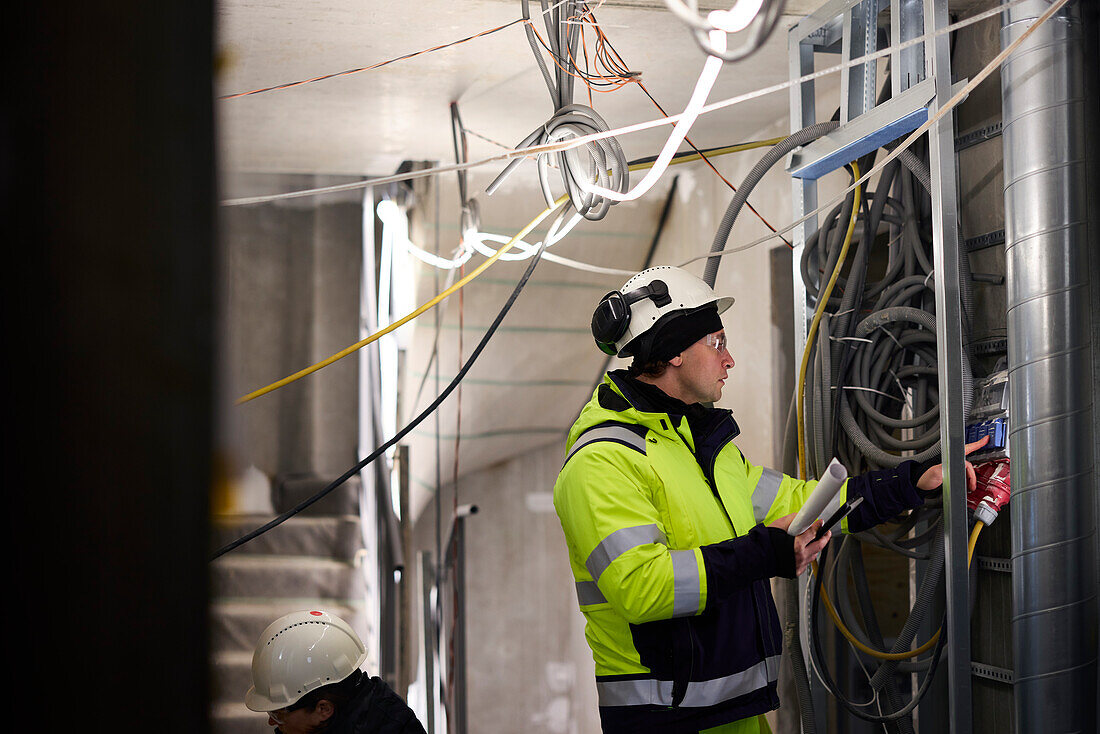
[967,459,1011,526]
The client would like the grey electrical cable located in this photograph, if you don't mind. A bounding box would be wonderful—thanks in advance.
[784,577,817,734]
[839,538,919,734]
[703,120,839,287]
[486,0,629,220]
[867,522,946,692]
[809,538,948,723]
[776,120,965,731]
[780,388,817,734]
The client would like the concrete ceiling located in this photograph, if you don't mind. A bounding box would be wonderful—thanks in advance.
[214,0,833,511]
[215,0,825,179]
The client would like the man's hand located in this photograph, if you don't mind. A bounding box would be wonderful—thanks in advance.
[770,514,831,576]
[916,434,991,494]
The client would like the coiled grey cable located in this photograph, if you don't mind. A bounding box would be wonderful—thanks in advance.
[486,0,629,220]
[703,121,839,287]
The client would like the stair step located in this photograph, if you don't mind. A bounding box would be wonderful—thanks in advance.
[210,555,366,599]
[211,650,253,705]
[273,475,360,516]
[210,514,362,559]
[209,599,367,654]
[210,701,275,734]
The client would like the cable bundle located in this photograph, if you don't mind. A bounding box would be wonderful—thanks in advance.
[800,143,973,477]
[794,143,975,730]
[703,117,975,730]
[487,0,629,221]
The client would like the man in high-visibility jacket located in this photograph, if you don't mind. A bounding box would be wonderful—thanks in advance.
[553,266,982,734]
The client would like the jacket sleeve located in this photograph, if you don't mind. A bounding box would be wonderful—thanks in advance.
[734,451,925,533]
[553,443,789,624]
[727,447,834,525]
[843,460,926,532]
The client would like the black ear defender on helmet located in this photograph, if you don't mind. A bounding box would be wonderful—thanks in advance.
[591,280,671,356]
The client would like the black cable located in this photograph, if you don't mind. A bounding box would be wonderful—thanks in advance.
[450,102,469,208]
[809,542,947,722]
[451,101,481,238]
[210,235,550,561]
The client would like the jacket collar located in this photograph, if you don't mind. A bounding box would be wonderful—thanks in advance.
[606,371,740,446]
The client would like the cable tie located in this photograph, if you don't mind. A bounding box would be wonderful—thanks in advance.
[832,385,904,403]
[877,325,908,350]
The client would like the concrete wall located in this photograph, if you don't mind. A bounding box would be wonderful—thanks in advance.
[411,441,601,734]
[217,173,364,509]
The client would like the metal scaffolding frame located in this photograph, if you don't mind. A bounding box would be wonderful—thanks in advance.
[787,0,971,730]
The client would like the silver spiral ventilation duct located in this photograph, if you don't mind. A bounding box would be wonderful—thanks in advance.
[1001,2,1098,731]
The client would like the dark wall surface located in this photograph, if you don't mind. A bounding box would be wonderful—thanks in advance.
[3,3,216,730]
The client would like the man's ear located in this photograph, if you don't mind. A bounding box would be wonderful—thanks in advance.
[316,699,335,722]
[669,355,683,367]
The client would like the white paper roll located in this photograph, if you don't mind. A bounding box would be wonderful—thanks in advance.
[788,458,848,536]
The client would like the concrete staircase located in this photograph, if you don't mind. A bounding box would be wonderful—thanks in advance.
[209,476,368,734]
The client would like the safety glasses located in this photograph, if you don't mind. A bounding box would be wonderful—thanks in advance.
[700,332,727,354]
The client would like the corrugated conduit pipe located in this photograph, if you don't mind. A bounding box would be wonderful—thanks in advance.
[1001,2,1098,731]
[703,121,839,288]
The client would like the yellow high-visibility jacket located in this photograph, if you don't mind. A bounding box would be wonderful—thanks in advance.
[553,372,924,734]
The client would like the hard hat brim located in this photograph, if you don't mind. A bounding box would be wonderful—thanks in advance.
[244,685,277,712]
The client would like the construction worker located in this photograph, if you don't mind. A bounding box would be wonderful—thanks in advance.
[245,610,426,734]
[554,266,985,734]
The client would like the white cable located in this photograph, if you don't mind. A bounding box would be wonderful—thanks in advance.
[464,230,542,261]
[403,241,474,270]
[708,0,766,33]
[401,206,593,274]
[467,207,583,261]
[576,29,725,204]
[541,252,634,276]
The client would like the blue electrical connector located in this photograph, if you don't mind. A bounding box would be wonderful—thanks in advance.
[965,416,1008,451]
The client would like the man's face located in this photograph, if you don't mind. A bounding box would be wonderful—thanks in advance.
[674,329,734,404]
[266,703,330,734]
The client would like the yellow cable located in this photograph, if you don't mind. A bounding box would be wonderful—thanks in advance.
[796,162,861,479]
[812,516,985,661]
[235,195,569,405]
[627,136,786,172]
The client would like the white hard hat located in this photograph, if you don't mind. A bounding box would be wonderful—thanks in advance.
[591,265,734,357]
[244,610,368,712]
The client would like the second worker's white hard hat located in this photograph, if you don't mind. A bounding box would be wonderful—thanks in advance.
[244,610,368,712]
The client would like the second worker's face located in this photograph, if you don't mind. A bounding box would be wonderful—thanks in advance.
[266,704,330,734]
[675,329,735,404]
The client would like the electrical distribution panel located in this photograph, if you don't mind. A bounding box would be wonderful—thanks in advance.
[967,369,1009,461]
